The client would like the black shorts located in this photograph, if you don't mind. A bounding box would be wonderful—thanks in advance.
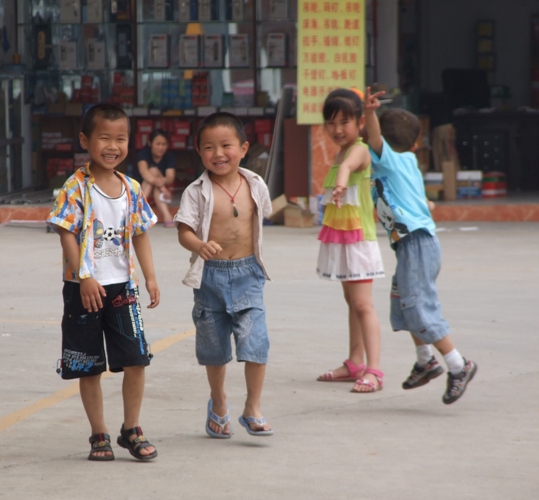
[60,281,150,380]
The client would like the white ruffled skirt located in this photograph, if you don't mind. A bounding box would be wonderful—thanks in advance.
[317,239,385,281]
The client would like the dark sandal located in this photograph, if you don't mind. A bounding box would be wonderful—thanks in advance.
[117,425,158,461]
[88,433,115,461]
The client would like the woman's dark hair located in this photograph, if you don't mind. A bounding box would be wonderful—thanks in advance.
[322,88,363,122]
[149,128,169,144]
[81,103,130,138]
[196,112,247,148]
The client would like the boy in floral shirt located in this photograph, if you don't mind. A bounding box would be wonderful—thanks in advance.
[47,104,160,461]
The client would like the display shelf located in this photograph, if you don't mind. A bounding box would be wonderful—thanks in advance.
[19,0,298,111]
[19,0,296,188]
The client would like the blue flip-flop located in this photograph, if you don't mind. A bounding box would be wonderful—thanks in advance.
[238,415,274,437]
[205,399,231,439]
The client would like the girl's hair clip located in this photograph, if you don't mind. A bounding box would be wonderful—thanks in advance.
[350,87,364,100]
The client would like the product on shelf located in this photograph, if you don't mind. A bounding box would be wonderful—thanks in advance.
[45,158,75,181]
[198,0,219,22]
[41,132,73,151]
[111,72,135,108]
[202,35,224,68]
[179,35,200,68]
[149,34,170,69]
[225,0,244,21]
[192,72,211,107]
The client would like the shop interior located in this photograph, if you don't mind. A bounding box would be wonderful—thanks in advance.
[0,0,538,204]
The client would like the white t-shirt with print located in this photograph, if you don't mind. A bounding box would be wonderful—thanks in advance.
[91,184,130,285]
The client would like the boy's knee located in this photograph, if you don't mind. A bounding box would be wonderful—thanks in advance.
[123,365,145,377]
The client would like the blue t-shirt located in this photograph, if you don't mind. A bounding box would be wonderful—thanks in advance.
[369,137,435,248]
[134,146,176,182]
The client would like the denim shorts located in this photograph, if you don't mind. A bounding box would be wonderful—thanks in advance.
[60,281,150,379]
[192,255,269,366]
[390,230,450,343]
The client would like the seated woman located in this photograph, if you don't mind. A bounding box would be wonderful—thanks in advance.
[135,129,176,227]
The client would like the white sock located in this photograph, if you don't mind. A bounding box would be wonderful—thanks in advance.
[443,349,465,374]
[416,344,433,365]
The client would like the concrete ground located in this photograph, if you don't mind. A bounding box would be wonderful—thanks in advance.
[0,222,537,499]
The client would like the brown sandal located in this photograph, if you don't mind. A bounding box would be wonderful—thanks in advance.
[88,433,115,461]
[117,425,157,461]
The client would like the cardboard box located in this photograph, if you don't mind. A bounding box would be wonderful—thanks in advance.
[432,124,461,172]
[267,194,288,224]
[442,160,457,201]
[284,205,314,228]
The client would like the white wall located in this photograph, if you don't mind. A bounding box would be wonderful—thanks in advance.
[420,0,538,106]
[376,0,399,90]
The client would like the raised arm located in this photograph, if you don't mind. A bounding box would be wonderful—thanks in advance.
[364,87,386,157]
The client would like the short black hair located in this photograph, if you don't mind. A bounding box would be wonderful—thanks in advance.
[196,112,247,148]
[323,88,363,122]
[379,108,421,152]
[81,103,130,138]
[149,128,169,143]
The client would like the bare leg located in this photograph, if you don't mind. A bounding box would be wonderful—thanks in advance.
[410,333,425,346]
[141,179,154,200]
[122,366,155,456]
[345,281,382,391]
[243,362,271,432]
[432,336,455,356]
[80,374,112,458]
[206,365,230,436]
[152,186,173,223]
[318,284,366,379]
[410,332,455,355]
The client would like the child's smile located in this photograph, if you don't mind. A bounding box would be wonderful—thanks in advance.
[324,110,363,150]
[197,125,248,180]
[79,115,129,175]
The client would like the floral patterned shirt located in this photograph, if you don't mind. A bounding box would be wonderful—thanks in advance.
[47,164,157,289]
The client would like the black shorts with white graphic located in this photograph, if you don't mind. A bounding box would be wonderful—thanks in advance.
[60,281,150,379]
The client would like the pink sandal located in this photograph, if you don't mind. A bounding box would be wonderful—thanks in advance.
[317,359,366,382]
[351,368,384,393]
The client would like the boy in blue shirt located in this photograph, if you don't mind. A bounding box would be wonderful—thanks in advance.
[364,88,477,404]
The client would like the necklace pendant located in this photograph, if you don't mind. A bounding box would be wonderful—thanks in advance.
[233,205,239,217]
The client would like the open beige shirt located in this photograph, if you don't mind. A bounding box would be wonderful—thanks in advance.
[173,167,272,288]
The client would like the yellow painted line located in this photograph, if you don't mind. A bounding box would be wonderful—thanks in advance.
[0,329,195,433]
[2,319,60,325]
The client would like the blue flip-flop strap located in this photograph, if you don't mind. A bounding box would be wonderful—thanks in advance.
[243,416,266,426]
[209,410,229,427]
